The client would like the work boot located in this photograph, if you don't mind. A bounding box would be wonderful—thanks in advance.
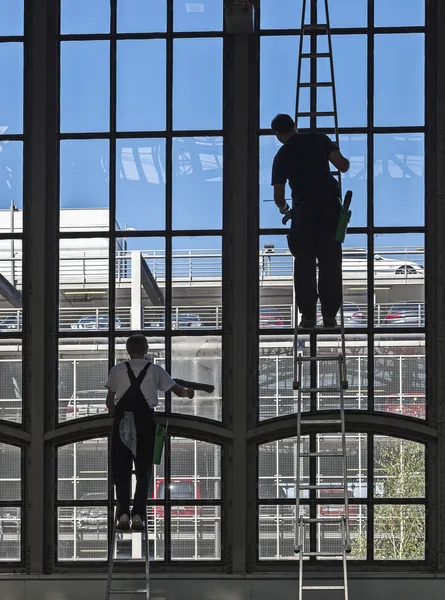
[131,514,145,531]
[299,318,316,329]
[323,318,338,328]
[116,514,130,531]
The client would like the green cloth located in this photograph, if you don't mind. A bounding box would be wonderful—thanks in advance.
[153,424,166,465]
[335,206,352,243]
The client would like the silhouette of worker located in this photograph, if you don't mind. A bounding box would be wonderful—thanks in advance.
[271,114,350,328]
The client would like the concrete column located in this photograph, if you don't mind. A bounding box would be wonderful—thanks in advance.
[131,251,142,331]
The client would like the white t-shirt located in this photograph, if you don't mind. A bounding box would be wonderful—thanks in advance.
[105,359,175,408]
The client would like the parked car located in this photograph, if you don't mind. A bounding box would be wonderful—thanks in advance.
[383,303,425,326]
[0,315,22,332]
[318,489,359,520]
[0,507,20,538]
[71,315,122,330]
[316,302,364,326]
[65,390,108,420]
[151,478,202,519]
[150,314,202,329]
[260,307,285,327]
[381,393,425,418]
[342,250,423,275]
[77,492,108,533]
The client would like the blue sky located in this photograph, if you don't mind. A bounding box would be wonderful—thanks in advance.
[0,0,425,249]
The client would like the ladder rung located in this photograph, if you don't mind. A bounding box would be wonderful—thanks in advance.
[302,517,344,523]
[299,82,333,88]
[302,551,344,556]
[300,485,345,490]
[300,419,342,425]
[300,452,344,457]
[303,24,329,31]
[297,356,342,362]
[302,586,345,590]
[300,387,342,393]
[110,590,147,595]
[301,52,331,58]
[297,112,336,118]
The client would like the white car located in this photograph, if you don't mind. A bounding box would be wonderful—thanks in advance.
[342,250,423,276]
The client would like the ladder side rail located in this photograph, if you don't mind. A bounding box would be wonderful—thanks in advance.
[295,357,303,552]
[105,522,117,600]
[339,357,351,551]
[295,0,308,130]
[299,515,305,600]
[341,519,350,600]
[145,522,150,600]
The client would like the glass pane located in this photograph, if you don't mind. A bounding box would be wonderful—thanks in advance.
[373,233,424,326]
[260,0,302,29]
[171,506,221,560]
[59,240,109,331]
[374,133,424,227]
[259,437,310,499]
[60,140,109,225]
[0,443,20,500]
[259,234,293,323]
[374,34,424,127]
[117,0,167,33]
[58,339,108,422]
[0,43,23,135]
[57,439,108,501]
[340,134,367,227]
[172,137,222,230]
[0,0,24,36]
[375,0,424,26]
[57,506,107,561]
[0,236,22,303]
[171,337,222,420]
[0,141,23,227]
[316,433,367,494]
[316,336,368,410]
[0,340,22,424]
[173,38,222,130]
[172,236,222,331]
[61,0,110,34]
[329,0,367,28]
[260,37,299,130]
[115,337,166,413]
[0,506,20,561]
[374,436,425,499]
[117,40,166,132]
[317,505,367,560]
[61,41,110,134]
[169,437,221,499]
[259,505,308,560]
[374,334,425,419]
[116,139,166,231]
[174,0,223,31]
[115,237,165,331]
[374,505,425,560]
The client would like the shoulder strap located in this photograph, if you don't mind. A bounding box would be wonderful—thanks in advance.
[125,361,151,389]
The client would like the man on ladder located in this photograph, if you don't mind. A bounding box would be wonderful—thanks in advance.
[271,113,350,328]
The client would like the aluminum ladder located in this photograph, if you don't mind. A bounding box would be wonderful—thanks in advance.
[293,1,350,599]
[105,519,151,600]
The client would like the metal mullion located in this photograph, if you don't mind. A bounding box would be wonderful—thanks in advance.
[259,26,425,36]
[59,31,224,42]
[0,134,24,141]
[108,0,117,360]
[367,432,374,562]
[0,35,24,42]
[59,129,224,140]
[372,497,427,505]
[259,126,426,136]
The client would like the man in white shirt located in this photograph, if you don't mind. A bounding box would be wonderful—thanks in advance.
[106,334,194,531]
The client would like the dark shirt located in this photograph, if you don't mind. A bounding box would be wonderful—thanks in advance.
[271,132,340,205]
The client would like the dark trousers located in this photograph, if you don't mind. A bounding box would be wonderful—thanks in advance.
[287,203,342,322]
[111,418,156,519]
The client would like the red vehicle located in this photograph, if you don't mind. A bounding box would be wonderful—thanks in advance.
[151,478,202,519]
[383,394,425,418]
[318,489,359,520]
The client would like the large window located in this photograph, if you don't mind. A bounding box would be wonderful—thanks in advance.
[257,0,427,565]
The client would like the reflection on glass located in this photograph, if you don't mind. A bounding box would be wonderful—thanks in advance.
[171,337,222,420]
[57,439,108,500]
[57,506,108,561]
[318,505,367,561]
[374,437,425,499]
[117,0,166,33]
[258,505,308,560]
[59,240,109,331]
[0,507,20,562]
[173,38,222,130]
[174,0,223,32]
[260,37,299,129]
[115,337,166,413]
[0,443,21,500]
[116,139,165,231]
[339,135,366,227]
[0,141,23,225]
[61,0,110,34]
[169,437,221,499]
[331,35,367,127]
[374,134,424,227]
[259,438,310,497]
[374,505,425,560]
[117,40,166,132]
[171,506,221,560]
[0,43,23,135]
[60,140,109,221]
[374,0,424,27]
[172,237,222,330]
[374,34,424,127]
[374,334,425,419]
[61,41,110,133]
[115,237,165,331]
[172,137,222,230]
[0,0,23,36]
[58,339,108,422]
[0,341,22,424]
